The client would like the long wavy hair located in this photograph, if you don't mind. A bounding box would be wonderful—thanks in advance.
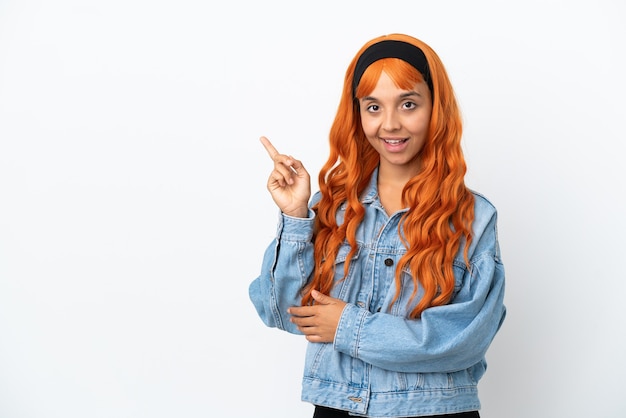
[302,33,475,319]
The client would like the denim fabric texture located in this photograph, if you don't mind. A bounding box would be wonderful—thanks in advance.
[249,171,506,417]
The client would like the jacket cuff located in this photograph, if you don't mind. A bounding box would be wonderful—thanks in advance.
[277,210,315,241]
[334,303,368,357]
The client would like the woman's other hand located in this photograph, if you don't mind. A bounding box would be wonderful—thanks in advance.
[260,136,311,218]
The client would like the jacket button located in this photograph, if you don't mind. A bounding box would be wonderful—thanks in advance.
[384,258,394,266]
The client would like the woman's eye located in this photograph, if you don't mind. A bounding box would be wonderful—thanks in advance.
[367,104,379,112]
[402,102,416,110]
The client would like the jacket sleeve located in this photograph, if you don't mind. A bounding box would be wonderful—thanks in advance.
[333,211,507,374]
[248,210,316,333]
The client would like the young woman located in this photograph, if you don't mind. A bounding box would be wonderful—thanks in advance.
[249,33,506,418]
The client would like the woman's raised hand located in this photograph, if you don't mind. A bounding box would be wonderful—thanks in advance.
[260,136,311,218]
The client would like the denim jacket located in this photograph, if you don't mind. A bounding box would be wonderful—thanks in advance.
[249,172,506,417]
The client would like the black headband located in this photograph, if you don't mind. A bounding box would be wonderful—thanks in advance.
[352,40,433,98]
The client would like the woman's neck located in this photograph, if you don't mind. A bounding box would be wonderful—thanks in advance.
[376,163,420,215]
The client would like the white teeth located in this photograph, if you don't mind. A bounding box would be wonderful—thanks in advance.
[384,139,404,144]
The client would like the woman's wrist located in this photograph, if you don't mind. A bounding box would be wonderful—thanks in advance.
[283,208,309,218]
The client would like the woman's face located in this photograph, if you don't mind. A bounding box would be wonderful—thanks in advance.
[359,71,432,174]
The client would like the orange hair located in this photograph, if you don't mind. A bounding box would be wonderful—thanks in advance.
[302,34,474,319]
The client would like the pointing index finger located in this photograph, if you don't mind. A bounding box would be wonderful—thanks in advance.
[260,136,279,159]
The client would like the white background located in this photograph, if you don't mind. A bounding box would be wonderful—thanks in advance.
[1,1,625,417]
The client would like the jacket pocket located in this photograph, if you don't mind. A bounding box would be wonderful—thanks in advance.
[332,243,361,299]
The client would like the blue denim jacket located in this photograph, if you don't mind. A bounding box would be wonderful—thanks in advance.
[249,172,506,417]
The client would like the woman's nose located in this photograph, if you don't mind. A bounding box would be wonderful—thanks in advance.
[382,110,401,131]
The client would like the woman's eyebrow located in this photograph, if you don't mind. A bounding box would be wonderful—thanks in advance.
[399,91,421,99]
[361,91,421,102]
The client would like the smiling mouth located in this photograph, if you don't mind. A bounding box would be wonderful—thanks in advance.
[382,138,408,145]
